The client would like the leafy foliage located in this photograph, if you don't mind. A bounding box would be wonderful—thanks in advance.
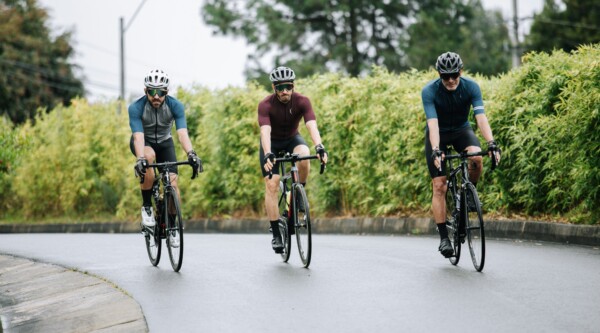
[405,0,511,76]
[525,0,600,53]
[12,100,131,219]
[202,0,512,87]
[4,44,600,224]
[0,0,84,124]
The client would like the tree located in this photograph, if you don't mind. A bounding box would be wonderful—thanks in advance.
[525,0,600,53]
[201,0,513,84]
[202,0,412,85]
[405,0,511,76]
[0,0,84,124]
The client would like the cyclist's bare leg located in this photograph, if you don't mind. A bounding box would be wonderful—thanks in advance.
[264,174,281,221]
[294,144,311,183]
[431,176,448,224]
[141,147,156,190]
[466,145,483,184]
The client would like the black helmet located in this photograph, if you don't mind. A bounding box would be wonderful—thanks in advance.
[435,52,463,74]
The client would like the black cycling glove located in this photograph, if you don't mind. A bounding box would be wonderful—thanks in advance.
[263,152,276,165]
[187,150,203,179]
[431,148,443,161]
[134,157,148,178]
[315,144,327,160]
[487,140,501,154]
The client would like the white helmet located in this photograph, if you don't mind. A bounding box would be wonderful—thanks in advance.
[144,69,170,89]
[269,66,296,83]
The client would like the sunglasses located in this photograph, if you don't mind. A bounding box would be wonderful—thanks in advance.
[440,73,460,81]
[275,83,294,92]
[146,88,168,97]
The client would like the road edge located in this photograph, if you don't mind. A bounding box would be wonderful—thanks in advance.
[0,254,148,333]
[1,217,598,246]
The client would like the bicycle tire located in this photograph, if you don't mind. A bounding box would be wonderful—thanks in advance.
[278,217,291,262]
[165,190,184,272]
[145,199,162,266]
[445,182,461,265]
[294,184,312,268]
[464,183,485,272]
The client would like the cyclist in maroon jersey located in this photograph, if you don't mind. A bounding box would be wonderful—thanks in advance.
[258,66,328,253]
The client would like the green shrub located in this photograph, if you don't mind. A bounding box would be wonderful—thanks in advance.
[5,44,600,224]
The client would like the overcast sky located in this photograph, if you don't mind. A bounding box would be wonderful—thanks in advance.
[38,0,544,101]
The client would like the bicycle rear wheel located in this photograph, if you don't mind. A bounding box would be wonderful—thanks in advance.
[464,183,485,272]
[445,183,461,265]
[294,185,311,268]
[145,199,162,266]
[165,190,184,272]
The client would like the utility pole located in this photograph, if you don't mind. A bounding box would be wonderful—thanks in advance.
[120,17,125,102]
[119,0,148,104]
[511,0,521,68]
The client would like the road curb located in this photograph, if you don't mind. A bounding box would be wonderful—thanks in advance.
[1,217,598,246]
[0,254,148,333]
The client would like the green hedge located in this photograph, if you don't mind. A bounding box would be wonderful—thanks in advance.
[3,44,599,224]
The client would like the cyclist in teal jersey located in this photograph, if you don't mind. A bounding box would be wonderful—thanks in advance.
[422,52,501,258]
[128,69,202,234]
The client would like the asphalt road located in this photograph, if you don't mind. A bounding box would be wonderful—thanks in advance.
[0,233,598,332]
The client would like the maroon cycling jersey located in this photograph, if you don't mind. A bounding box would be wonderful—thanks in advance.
[257,92,316,140]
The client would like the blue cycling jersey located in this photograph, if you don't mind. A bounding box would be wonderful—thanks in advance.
[421,76,484,133]
[128,95,187,143]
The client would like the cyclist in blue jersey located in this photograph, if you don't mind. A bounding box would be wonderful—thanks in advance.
[128,69,202,234]
[422,52,501,258]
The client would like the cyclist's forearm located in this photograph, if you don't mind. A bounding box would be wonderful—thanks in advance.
[260,125,272,153]
[305,120,322,146]
[475,114,495,143]
[177,128,194,153]
[427,119,440,148]
[133,132,146,158]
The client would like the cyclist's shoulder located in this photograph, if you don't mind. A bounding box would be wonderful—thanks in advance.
[258,93,276,109]
[164,95,183,107]
[458,76,480,89]
[292,92,312,107]
[128,95,148,113]
[422,78,441,95]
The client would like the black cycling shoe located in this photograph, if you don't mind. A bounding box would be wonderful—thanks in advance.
[272,236,284,253]
[438,238,454,258]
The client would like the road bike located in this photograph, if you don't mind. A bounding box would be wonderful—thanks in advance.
[269,152,325,268]
[141,160,192,272]
[444,147,497,272]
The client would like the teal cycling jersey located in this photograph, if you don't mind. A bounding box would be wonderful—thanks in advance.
[421,76,484,133]
[128,95,187,143]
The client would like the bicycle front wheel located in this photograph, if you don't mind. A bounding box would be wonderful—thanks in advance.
[145,199,162,266]
[278,217,291,262]
[165,190,184,272]
[445,183,461,265]
[294,185,311,268]
[464,183,485,272]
